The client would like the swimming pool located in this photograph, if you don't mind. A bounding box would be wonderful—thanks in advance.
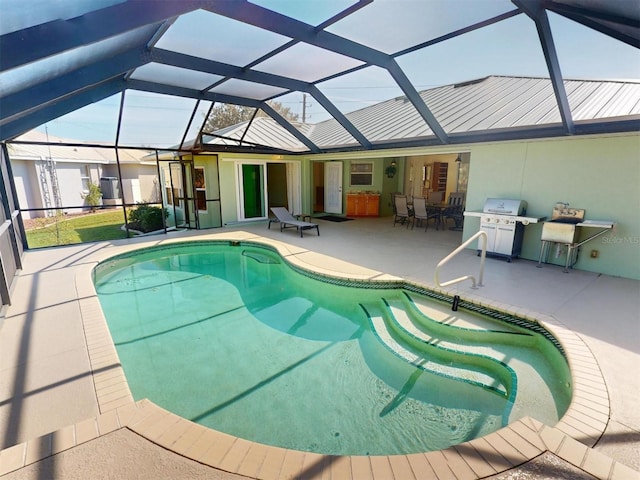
[94,241,571,456]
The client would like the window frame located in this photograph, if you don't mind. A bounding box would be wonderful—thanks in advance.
[350,162,373,186]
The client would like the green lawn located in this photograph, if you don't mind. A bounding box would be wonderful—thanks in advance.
[26,210,132,248]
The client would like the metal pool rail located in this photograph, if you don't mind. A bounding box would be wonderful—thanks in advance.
[435,230,487,289]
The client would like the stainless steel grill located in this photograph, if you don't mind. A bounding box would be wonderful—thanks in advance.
[464,198,544,262]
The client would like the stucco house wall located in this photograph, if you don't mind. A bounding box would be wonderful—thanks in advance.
[217,154,397,225]
[10,159,104,218]
[102,163,161,204]
[11,160,42,220]
[214,132,639,280]
[54,163,103,210]
[462,133,639,280]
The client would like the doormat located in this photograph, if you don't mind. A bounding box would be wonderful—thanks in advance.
[316,215,353,222]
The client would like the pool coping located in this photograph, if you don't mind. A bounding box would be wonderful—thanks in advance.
[1,232,636,479]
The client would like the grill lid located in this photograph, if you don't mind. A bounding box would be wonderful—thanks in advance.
[482,198,527,216]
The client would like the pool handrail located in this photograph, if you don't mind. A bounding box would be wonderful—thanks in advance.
[435,230,487,289]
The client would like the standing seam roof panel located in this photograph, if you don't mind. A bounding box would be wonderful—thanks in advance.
[440,78,541,131]
[426,77,520,131]
[602,84,640,117]
[242,119,308,150]
[364,100,431,141]
[565,81,605,118]
[499,78,573,128]
[422,83,487,127]
[308,120,359,147]
[489,81,559,127]
[558,83,622,122]
[347,99,426,141]
[580,83,640,118]
[458,78,555,131]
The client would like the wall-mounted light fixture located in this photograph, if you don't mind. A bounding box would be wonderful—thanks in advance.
[385,160,397,178]
[455,154,462,192]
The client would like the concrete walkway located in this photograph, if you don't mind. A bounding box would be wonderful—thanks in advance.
[0,217,638,478]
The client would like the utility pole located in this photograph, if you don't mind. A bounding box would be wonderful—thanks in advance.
[302,94,307,123]
[301,93,313,123]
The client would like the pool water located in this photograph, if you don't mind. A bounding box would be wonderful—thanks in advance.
[94,242,571,456]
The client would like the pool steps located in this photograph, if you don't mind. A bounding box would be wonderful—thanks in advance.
[364,304,507,396]
[361,294,519,409]
[399,292,537,347]
[384,296,519,405]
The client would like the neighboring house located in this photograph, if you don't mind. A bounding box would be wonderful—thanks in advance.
[9,130,158,219]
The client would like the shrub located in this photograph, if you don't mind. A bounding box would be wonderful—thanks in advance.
[81,182,102,212]
[127,205,168,233]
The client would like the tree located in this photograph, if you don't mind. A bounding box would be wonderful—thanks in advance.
[203,101,299,132]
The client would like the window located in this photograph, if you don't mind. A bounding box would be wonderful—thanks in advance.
[194,167,207,211]
[81,165,91,193]
[350,162,373,186]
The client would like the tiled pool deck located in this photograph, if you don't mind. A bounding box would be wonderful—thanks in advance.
[1,219,638,479]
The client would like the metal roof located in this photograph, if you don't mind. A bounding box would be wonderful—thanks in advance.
[200,75,640,152]
[1,0,638,153]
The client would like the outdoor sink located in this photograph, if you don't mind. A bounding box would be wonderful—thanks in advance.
[541,220,581,243]
[540,205,585,243]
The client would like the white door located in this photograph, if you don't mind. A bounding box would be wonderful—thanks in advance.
[324,162,342,214]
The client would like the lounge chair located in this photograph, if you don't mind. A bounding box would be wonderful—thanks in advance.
[269,207,320,237]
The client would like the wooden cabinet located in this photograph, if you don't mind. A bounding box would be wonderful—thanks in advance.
[429,162,448,193]
[346,193,380,216]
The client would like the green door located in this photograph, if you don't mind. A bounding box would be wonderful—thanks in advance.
[241,164,265,219]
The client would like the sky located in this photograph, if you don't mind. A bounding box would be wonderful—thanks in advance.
[24,0,640,147]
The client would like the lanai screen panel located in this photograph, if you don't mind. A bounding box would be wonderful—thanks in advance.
[129,64,223,91]
[252,43,364,83]
[154,9,290,66]
[326,0,516,54]
[396,14,556,133]
[548,13,640,121]
[316,66,421,143]
[273,91,358,149]
[241,113,310,152]
[209,79,288,101]
[32,94,122,144]
[250,0,358,25]
[118,91,196,149]
[0,26,156,97]
[0,0,123,34]
[1,0,638,150]
[182,100,214,150]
